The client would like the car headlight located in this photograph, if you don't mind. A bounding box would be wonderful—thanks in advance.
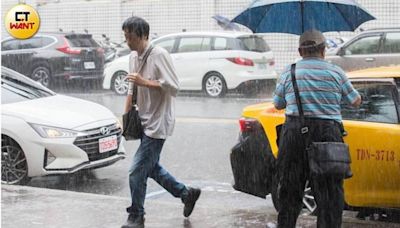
[29,123,85,138]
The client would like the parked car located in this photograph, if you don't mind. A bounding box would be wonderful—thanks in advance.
[103,31,277,97]
[1,32,105,88]
[231,66,400,215]
[326,28,400,72]
[1,67,125,185]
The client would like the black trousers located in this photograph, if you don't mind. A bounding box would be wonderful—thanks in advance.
[276,116,345,228]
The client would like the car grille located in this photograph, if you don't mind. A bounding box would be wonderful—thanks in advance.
[73,123,122,161]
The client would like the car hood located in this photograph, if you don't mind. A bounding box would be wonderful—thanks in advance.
[2,94,116,130]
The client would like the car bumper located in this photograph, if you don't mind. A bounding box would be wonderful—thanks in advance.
[42,152,126,175]
[102,69,113,90]
[7,121,125,178]
[225,70,278,89]
[230,123,276,198]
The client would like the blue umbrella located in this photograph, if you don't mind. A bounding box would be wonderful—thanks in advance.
[232,0,376,35]
[212,15,241,31]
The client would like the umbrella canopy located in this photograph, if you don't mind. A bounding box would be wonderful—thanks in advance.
[232,0,376,35]
[212,15,241,31]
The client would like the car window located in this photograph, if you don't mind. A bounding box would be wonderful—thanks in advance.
[213,37,228,50]
[341,81,398,124]
[1,39,19,51]
[201,37,211,51]
[154,38,175,53]
[345,35,381,55]
[177,37,203,53]
[383,32,400,53]
[237,36,271,52]
[40,37,55,47]
[19,37,53,49]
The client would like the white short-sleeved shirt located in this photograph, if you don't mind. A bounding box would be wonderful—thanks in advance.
[129,44,180,139]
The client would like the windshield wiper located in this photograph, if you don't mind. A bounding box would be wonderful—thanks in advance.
[2,80,44,98]
[2,84,32,99]
[1,75,54,96]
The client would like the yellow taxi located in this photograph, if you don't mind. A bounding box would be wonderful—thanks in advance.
[231,66,400,215]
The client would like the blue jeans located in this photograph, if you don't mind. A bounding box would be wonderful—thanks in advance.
[127,134,187,216]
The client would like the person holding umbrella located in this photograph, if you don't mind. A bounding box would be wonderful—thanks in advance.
[231,1,375,227]
[272,29,361,227]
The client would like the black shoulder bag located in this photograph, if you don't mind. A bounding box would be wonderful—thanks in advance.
[122,46,154,141]
[290,64,352,179]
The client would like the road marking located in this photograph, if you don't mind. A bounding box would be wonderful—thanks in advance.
[146,190,167,198]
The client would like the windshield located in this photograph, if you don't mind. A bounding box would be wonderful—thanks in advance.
[1,68,55,104]
[237,36,270,52]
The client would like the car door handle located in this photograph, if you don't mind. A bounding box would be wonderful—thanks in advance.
[365,57,375,62]
[174,56,182,60]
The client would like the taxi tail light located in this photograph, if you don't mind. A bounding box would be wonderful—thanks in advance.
[239,118,258,132]
[57,38,81,55]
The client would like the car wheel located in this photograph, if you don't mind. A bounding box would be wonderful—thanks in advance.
[203,72,227,97]
[1,135,30,185]
[112,71,129,95]
[303,180,317,215]
[271,178,317,215]
[31,66,51,88]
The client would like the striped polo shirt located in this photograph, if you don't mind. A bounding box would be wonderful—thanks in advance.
[273,58,360,122]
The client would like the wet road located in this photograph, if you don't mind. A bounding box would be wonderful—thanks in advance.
[26,87,272,207]
[20,86,400,225]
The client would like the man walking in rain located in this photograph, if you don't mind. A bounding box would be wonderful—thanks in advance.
[273,30,361,227]
[121,16,201,228]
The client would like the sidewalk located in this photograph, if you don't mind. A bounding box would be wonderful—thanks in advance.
[1,185,398,228]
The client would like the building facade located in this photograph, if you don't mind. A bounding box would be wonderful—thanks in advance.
[2,0,399,71]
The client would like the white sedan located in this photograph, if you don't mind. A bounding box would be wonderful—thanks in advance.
[1,67,125,184]
[103,31,277,97]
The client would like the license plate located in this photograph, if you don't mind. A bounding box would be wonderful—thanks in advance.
[84,62,95,69]
[99,135,118,153]
[257,63,267,70]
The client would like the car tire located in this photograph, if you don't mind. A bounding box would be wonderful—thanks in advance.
[203,72,227,97]
[112,71,129,95]
[271,177,317,215]
[31,65,52,88]
[1,135,30,185]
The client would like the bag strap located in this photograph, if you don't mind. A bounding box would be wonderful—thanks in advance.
[290,63,311,144]
[132,45,154,105]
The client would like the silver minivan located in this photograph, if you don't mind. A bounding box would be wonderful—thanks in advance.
[326,28,400,72]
